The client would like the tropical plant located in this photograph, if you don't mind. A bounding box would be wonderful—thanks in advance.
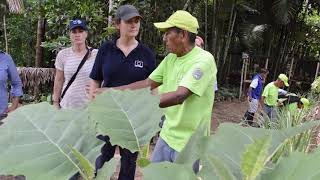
[0,88,162,179]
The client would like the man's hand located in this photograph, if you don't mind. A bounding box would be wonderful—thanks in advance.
[247,96,252,102]
[86,84,109,100]
[151,87,159,95]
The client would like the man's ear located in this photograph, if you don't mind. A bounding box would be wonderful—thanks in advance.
[180,30,189,42]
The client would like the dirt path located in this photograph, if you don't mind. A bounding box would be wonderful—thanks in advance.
[211,100,248,130]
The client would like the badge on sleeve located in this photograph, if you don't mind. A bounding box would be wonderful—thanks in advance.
[192,68,203,80]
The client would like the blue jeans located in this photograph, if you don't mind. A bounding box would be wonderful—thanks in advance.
[264,104,276,120]
[151,137,199,173]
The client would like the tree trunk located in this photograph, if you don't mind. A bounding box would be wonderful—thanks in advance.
[35,15,45,67]
[108,0,113,27]
[204,0,208,49]
[3,14,8,53]
[222,2,237,66]
[211,0,217,55]
[183,0,192,10]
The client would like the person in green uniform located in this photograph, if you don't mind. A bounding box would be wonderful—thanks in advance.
[116,10,217,171]
[261,73,289,119]
[288,97,310,114]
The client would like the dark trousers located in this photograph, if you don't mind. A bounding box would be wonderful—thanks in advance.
[244,111,255,125]
[0,113,7,121]
[95,135,138,180]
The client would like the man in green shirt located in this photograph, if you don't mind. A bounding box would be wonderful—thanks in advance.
[261,73,289,119]
[116,10,217,169]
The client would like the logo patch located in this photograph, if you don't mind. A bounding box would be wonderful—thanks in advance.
[134,60,143,68]
[192,68,203,80]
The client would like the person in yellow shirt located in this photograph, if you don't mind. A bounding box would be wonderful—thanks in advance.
[261,74,289,119]
[113,10,217,172]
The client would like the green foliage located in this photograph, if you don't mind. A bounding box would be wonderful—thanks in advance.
[142,162,198,180]
[311,76,320,93]
[41,36,70,54]
[44,0,108,47]
[137,144,151,168]
[241,136,271,180]
[0,103,102,179]
[88,88,162,153]
[260,147,320,180]
[69,146,95,180]
[176,121,320,179]
[205,155,237,180]
[95,159,117,180]
[0,88,320,179]
[271,0,301,25]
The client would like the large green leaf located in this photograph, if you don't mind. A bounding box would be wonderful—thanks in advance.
[177,121,320,179]
[88,88,162,152]
[142,162,198,180]
[260,147,320,180]
[202,155,237,180]
[96,159,117,180]
[241,136,271,180]
[69,145,95,180]
[0,103,102,179]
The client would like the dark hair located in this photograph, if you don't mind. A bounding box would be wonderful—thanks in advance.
[259,68,269,74]
[171,27,196,45]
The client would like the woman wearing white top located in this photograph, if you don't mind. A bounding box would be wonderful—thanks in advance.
[53,18,98,109]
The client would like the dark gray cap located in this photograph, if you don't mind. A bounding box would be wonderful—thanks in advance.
[115,5,142,21]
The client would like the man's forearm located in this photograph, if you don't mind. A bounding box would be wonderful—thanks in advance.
[114,79,159,91]
[159,87,192,108]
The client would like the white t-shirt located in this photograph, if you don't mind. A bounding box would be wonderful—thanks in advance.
[55,47,98,109]
[250,78,259,88]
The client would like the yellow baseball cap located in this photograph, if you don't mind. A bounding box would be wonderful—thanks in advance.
[278,74,289,87]
[154,10,199,34]
[300,98,310,108]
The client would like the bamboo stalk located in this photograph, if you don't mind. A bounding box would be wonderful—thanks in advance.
[108,0,113,27]
[315,62,320,80]
[3,14,8,53]
[289,56,295,80]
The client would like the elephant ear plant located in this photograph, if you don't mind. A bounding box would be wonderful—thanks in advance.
[1,88,320,180]
[0,88,163,180]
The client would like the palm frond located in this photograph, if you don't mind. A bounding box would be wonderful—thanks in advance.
[17,67,55,88]
[271,0,301,25]
[238,23,268,52]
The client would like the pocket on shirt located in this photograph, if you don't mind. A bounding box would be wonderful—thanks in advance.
[0,67,8,81]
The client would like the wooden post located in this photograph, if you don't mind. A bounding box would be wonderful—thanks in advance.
[289,56,294,80]
[315,61,320,81]
[239,52,249,99]
[239,59,245,100]
[265,58,269,69]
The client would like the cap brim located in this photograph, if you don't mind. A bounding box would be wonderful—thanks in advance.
[154,22,174,31]
[284,82,289,87]
[70,25,87,31]
[122,13,142,21]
